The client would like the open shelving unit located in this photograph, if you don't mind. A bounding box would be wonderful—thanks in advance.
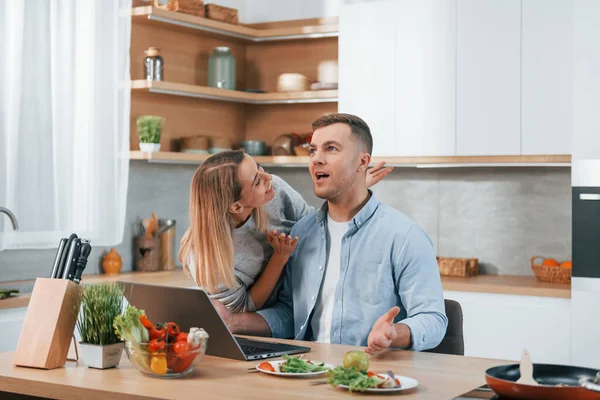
[129,6,339,157]
[131,6,339,42]
[130,151,571,167]
[130,80,338,104]
[129,7,572,168]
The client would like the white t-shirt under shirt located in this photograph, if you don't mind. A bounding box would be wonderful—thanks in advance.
[311,214,349,343]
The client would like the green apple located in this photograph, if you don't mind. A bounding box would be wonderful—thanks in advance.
[343,351,369,371]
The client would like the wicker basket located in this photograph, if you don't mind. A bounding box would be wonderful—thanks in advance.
[153,0,205,17]
[531,256,571,284]
[437,257,479,277]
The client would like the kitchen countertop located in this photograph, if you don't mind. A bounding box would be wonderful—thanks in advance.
[0,336,508,400]
[0,269,571,311]
[441,274,571,299]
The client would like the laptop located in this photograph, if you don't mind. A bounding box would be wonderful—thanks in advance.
[119,281,311,361]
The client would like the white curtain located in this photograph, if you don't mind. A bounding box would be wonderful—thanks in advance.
[0,0,132,250]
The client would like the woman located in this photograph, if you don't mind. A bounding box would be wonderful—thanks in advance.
[179,150,391,313]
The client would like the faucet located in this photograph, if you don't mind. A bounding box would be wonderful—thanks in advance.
[0,207,19,230]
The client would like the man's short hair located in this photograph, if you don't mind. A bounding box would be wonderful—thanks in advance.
[311,113,373,155]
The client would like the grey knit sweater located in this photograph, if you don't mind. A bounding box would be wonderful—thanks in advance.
[189,175,314,312]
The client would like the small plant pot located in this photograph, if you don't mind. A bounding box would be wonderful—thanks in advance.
[139,143,161,152]
[79,342,125,369]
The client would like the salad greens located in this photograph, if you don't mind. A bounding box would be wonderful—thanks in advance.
[280,355,326,373]
[113,305,152,373]
[113,305,149,344]
[327,366,379,392]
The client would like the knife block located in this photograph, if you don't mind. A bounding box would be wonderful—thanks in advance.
[13,278,81,369]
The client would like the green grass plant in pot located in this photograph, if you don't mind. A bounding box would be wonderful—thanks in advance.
[77,282,125,369]
[136,115,164,152]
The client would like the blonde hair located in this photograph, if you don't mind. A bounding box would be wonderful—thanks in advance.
[179,150,267,292]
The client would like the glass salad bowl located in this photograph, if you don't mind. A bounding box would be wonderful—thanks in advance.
[124,336,208,378]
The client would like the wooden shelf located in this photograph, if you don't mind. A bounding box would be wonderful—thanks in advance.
[131,80,338,104]
[131,6,339,42]
[130,151,571,167]
[130,151,310,166]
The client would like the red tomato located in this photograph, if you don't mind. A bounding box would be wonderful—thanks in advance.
[148,338,166,353]
[174,340,189,357]
[149,325,166,340]
[176,332,188,342]
[258,362,275,372]
[166,322,180,337]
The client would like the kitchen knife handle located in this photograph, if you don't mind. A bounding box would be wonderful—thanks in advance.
[50,238,67,278]
[73,241,92,284]
[61,235,80,280]
[56,233,78,279]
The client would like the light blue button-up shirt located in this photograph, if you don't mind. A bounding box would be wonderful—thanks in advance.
[257,192,448,351]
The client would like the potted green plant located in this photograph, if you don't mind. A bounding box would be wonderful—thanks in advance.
[77,282,125,369]
[136,115,164,152]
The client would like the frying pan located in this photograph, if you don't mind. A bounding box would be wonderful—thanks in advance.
[485,363,600,400]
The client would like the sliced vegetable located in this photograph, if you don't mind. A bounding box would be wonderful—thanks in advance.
[279,355,326,373]
[327,366,379,392]
[258,362,275,372]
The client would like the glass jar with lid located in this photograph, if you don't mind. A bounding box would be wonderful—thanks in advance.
[208,47,236,90]
[144,47,163,81]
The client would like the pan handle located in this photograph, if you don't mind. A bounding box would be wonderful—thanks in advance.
[580,372,600,393]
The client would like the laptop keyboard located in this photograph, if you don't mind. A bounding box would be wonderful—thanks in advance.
[241,344,272,355]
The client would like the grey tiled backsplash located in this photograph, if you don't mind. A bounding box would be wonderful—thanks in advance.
[0,162,571,283]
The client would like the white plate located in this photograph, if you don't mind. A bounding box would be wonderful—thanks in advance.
[255,359,334,378]
[337,374,419,393]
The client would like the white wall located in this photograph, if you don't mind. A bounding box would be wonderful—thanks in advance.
[240,0,341,23]
[209,0,385,23]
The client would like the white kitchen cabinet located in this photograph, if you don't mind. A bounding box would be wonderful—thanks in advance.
[456,0,521,156]
[571,278,600,369]
[394,0,456,157]
[0,307,27,353]
[572,0,600,161]
[339,1,396,157]
[444,291,571,365]
[522,0,573,155]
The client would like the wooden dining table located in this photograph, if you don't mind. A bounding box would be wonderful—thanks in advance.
[0,336,508,399]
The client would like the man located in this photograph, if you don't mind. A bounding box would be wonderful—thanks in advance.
[215,113,447,353]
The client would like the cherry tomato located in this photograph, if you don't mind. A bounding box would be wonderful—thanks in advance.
[166,322,180,337]
[149,325,166,340]
[174,340,189,357]
[176,332,188,342]
[148,338,166,353]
